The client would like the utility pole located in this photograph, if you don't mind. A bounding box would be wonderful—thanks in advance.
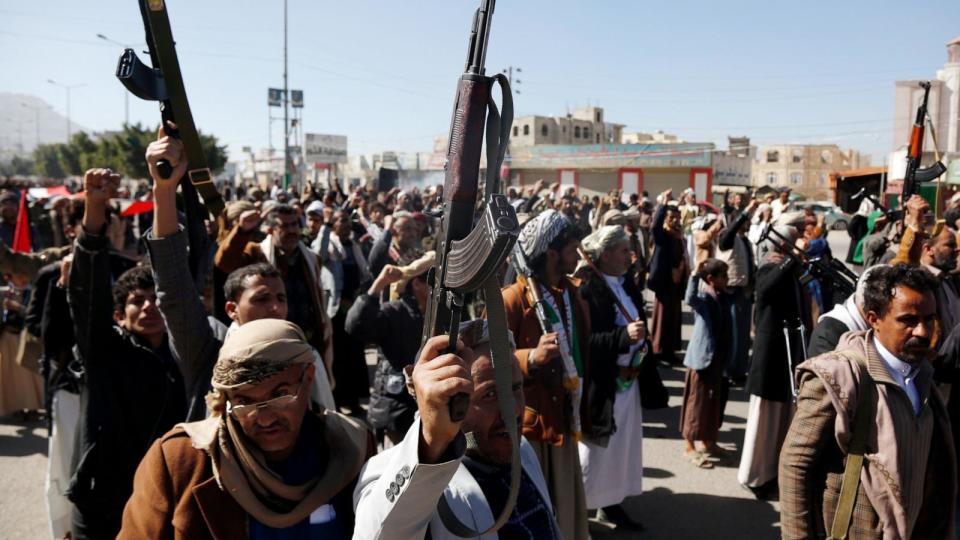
[283,0,290,191]
[502,66,522,94]
[47,79,85,141]
[21,102,42,149]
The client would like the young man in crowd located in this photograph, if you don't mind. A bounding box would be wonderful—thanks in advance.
[66,168,197,539]
[145,129,334,417]
[119,319,373,538]
[354,321,562,539]
[502,208,590,540]
[780,264,955,539]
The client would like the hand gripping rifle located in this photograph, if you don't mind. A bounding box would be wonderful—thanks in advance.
[113,0,225,283]
[758,225,858,301]
[901,81,947,208]
[421,0,521,536]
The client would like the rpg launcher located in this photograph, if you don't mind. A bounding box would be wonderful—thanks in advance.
[901,81,947,207]
[114,0,225,284]
[419,0,521,536]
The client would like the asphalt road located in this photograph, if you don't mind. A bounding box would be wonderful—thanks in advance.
[0,231,854,539]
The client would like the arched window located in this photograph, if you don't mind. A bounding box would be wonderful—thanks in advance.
[583,127,590,139]
[512,126,518,137]
[766,172,778,185]
[523,124,530,136]
[541,124,548,136]
[574,126,581,138]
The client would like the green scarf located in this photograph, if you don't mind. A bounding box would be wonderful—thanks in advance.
[541,300,583,377]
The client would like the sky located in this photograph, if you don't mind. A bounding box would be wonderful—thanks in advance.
[2,0,959,165]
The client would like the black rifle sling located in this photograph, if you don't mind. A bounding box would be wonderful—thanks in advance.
[143,1,225,221]
[436,74,520,538]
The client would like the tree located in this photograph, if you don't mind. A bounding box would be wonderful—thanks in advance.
[34,144,67,179]
[0,155,35,180]
[30,124,229,181]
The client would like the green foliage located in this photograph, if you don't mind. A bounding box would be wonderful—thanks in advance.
[0,155,36,180]
[30,123,229,181]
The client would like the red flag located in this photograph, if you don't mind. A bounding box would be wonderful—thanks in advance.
[121,200,154,218]
[12,189,31,253]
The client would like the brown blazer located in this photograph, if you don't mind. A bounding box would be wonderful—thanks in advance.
[779,350,955,539]
[502,277,591,446]
[118,415,374,539]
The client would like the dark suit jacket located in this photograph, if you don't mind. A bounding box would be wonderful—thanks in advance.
[746,257,810,402]
[807,317,850,358]
[647,204,685,297]
[575,267,644,445]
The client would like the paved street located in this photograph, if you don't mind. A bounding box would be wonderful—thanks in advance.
[0,231,853,539]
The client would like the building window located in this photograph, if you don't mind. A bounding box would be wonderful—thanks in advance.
[767,151,779,163]
[574,126,581,138]
[766,172,778,185]
[820,151,832,165]
[512,126,518,137]
[541,124,548,136]
[583,127,590,139]
[790,172,803,185]
[523,124,529,136]
[792,150,802,164]
[562,125,567,133]
[595,112,601,122]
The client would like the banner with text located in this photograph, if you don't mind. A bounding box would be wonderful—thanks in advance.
[304,134,348,164]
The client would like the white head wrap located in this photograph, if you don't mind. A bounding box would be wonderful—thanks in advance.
[581,225,629,260]
[518,209,573,259]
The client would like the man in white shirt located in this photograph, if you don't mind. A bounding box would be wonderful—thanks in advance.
[770,187,792,220]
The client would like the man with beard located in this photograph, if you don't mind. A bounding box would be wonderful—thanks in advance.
[216,202,335,383]
[353,320,561,540]
[779,264,955,539]
[65,168,195,539]
[118,319,373,538]
[503,209,590,540]
[367,210,420,281]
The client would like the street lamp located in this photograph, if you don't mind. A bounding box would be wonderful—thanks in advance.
[96,33,137,126]
[47,79,86,141]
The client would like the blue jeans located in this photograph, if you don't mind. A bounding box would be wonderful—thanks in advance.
[725,286,753,380]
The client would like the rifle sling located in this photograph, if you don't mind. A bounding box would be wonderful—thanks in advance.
[829,353,876,540]
[145,3,225,219]
[437,275,521,537]
[484,74,513,198]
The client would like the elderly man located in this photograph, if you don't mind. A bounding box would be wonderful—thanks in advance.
[738,225,809,499]
[779,264,955,539]
[503,208,590,540]
[119,319,373,538]
[575,225,648,530]
[367,210,421,280]
[354,321,561,539]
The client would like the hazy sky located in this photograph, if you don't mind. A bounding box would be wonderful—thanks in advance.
[2,0,958,163]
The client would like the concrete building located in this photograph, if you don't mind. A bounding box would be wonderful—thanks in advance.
[507,106,715,201]
[751,144,866,200]
[510,106,624,146]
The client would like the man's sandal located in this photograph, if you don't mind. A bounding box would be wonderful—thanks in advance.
[684,449,714,469]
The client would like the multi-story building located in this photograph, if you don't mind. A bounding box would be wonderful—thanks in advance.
[751,144,866,200]
[510,106,624,146]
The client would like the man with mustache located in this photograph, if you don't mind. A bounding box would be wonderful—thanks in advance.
[216,199,335,385]
[353,320,561,539]
[779,264,956,539]
[119,319,373,538]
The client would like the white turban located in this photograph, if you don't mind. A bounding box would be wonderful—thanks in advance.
[581,225,629,260]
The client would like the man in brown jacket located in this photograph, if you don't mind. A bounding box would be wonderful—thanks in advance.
[118,319,373,539]
[503,209,591,540]
[779,264,956,539]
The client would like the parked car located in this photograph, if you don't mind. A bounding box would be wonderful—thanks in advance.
[805,202,850,231]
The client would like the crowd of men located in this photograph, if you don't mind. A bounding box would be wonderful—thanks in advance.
[1,126,960,540]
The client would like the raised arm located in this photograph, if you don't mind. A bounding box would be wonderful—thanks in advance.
[344,264,403,343]
[68,169,121,363]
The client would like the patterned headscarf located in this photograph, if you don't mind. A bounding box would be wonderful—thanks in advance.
[581,225,629,260]
[211,319,315,392]
[518,209,573,259]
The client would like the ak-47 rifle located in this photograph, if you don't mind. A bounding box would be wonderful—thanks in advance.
[901,81,947,209]
[420,0,521,536]
[114,0,225,283]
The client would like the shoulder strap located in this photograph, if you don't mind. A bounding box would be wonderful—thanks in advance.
[829,352,876,540]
